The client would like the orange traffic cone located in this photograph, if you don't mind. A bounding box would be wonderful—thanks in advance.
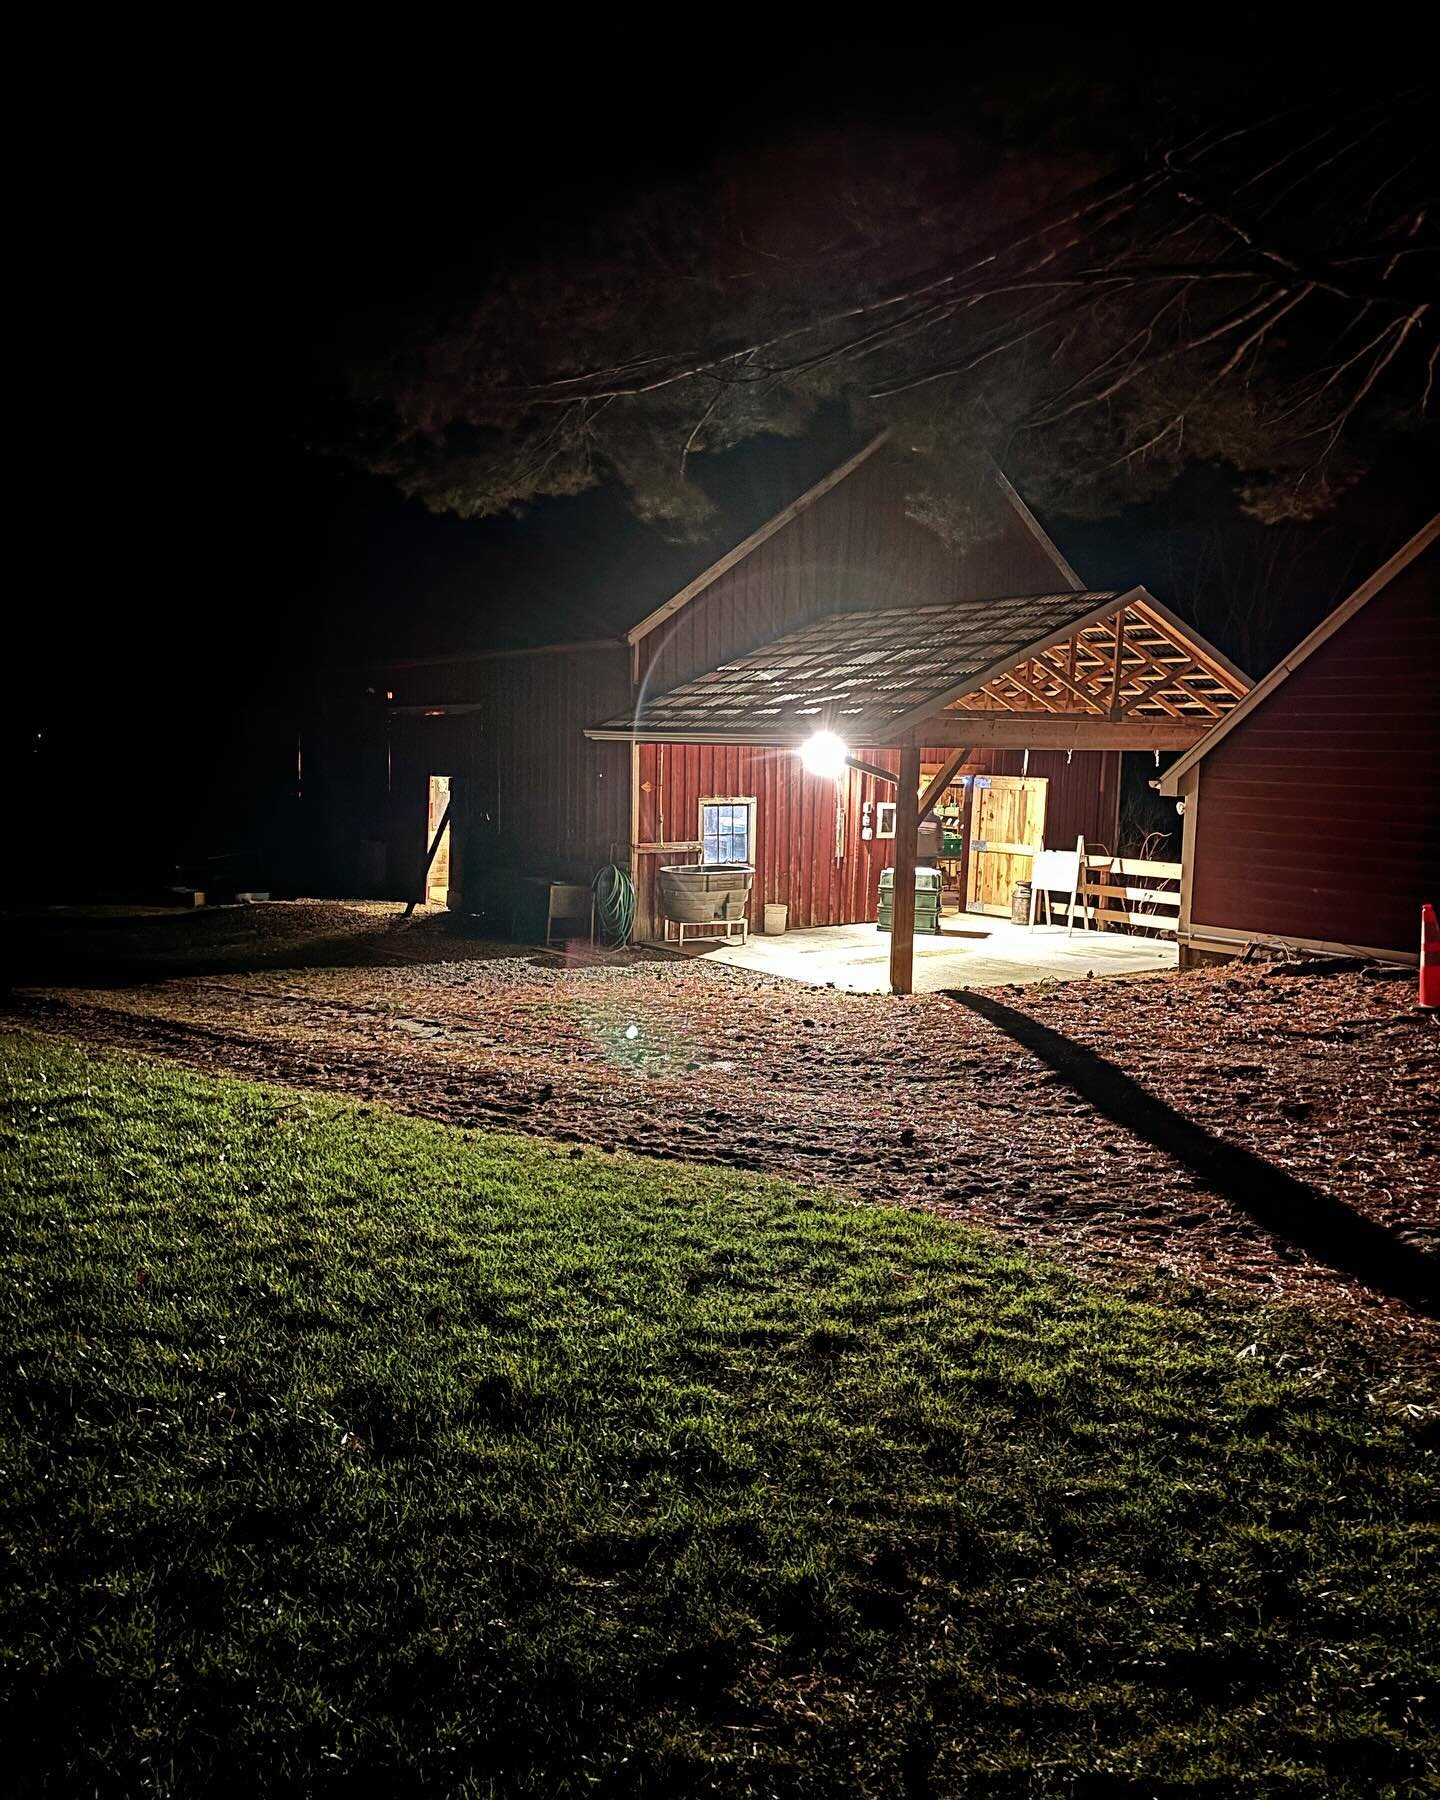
[1422,903,1440,1010]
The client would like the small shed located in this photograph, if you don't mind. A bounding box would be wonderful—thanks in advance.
[1159,515,1439,966]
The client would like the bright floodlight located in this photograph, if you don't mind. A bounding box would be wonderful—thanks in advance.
[799,731,848,780]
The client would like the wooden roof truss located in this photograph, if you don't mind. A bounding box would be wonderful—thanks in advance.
[949,597,1248,724]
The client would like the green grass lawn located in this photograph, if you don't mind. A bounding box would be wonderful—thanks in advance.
[1,1034,1435,1798]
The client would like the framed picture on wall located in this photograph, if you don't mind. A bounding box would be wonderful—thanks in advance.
[876,801,897,839]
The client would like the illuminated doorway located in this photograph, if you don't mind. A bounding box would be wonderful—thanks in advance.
[426,774,453,906]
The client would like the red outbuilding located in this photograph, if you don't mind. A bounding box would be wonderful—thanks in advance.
[1160,515,1439,966]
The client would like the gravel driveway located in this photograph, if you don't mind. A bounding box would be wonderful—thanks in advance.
[4,901,1436,1333]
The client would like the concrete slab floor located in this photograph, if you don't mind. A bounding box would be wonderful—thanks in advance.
[700,916,1177,992]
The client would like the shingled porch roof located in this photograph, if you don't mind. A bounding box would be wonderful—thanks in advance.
[586,587,1249,749]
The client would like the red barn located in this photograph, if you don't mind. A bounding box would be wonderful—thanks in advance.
[338,432,1248,987]
[1160,515,1439,966]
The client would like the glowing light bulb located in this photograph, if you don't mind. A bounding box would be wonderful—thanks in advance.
[799,731,848,780]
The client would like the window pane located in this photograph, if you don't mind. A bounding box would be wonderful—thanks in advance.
[702,803,751,864]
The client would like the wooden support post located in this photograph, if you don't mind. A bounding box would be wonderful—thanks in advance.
[1067,835,1085,937]
[889,744,921,996]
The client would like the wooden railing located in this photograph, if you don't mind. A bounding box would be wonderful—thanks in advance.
[1073,847,1181,938]
[1027,837,1182,936]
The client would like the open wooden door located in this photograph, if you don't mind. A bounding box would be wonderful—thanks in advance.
[426,774,453,906]
[965,776,1048,916]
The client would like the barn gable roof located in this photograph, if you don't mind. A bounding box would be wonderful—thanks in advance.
[587,585,1246,746]
[622,431,1085,648]
[1159,513,1440,794]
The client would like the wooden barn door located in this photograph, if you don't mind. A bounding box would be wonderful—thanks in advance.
[426,774,453,906]
[965,776,1048,916]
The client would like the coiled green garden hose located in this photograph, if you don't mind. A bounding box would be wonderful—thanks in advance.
[592,863,636,947]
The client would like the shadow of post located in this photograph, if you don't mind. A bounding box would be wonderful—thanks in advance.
[945,988,1438,1317]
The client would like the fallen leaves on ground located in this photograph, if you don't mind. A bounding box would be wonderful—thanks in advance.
[4,901,1436,1333]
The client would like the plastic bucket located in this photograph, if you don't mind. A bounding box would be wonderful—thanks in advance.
[763,903,789,936]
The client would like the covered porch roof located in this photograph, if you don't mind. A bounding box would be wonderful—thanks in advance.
[586,586,1250,751]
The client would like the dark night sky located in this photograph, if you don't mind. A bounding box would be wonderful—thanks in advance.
[130,42,1434,676]
[18,39,1434,887]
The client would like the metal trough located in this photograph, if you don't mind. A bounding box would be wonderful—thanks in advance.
[658,863,754,925]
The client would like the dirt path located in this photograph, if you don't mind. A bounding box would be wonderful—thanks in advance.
[4,903,1437,1333]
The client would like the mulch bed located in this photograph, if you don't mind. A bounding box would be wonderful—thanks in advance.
[5,902,1436,1336]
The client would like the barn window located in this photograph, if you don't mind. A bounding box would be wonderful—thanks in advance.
[700,797,755,866]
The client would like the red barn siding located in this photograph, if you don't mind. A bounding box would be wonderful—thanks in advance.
[1188,547,1438,956]
[635,743,1121,933]
[635,742,902,932]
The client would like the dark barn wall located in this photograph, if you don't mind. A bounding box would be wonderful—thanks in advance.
[1188,542,1438,957]
[323,646,631,903]
[989,750,1123,857]
[460,647,632,885]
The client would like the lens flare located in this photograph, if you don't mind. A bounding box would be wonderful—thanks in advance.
[799,731,848,780]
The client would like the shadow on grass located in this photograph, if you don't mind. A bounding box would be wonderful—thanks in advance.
[946,987,1439,1317]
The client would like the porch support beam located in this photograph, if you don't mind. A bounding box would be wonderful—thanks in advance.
[910,716,1214,751]
[844,756,899,786]
[889,744,922,997]
[917,749,970,820]
[1029,645,1110,713]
